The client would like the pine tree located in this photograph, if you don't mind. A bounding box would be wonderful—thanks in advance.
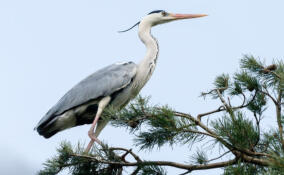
[38,55,284,175]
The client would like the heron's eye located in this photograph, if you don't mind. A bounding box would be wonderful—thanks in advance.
[161,11,167,16]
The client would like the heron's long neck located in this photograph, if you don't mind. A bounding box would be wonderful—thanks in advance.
[134,23,159,89]
[138,23,159,68]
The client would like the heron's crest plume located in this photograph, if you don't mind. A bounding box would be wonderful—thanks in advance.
[118,21,140,33]
[118,10,166,33]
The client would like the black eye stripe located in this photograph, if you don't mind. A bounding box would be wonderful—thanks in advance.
[148,10,165,15]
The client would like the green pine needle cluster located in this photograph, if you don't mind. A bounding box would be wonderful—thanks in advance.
[38,141,167,175]
[38,142,124,175]
[190,149,208,165]
[107,96,202,150]
[223,161,264,175]
[136,165,167,175]
[212,112,259,150]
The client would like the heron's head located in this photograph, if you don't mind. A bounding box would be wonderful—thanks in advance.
[119,10,207,32]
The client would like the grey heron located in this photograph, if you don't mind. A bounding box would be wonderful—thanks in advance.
[35,10,207,152]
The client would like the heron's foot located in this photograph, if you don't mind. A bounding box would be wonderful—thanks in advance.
[92,137,102,145]
[84,128,102,153]
[84,137,102,153]
[88,130,102,144]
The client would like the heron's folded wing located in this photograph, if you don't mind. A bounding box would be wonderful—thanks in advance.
[36,62,137,128]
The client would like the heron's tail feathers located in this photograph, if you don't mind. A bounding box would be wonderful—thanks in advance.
[36,117,60,138]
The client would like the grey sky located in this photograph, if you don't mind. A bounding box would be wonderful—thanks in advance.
[1,0,283,174]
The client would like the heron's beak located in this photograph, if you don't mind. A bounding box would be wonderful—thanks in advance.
[170,13,207,20]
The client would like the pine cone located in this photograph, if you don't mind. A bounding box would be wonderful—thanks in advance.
[128,120,139,128]
[262,64,277,74]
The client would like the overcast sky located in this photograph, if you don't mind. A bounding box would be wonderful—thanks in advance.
[1,0,284,174]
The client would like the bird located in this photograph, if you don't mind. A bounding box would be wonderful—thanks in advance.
[35,10,207,153]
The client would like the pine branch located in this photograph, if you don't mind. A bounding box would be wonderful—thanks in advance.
[71,153,238,172]
[276,89,284,150]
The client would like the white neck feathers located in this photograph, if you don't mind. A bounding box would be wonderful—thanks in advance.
[131,20,159,92]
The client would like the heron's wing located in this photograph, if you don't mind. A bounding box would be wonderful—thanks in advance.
[36,61,137,128]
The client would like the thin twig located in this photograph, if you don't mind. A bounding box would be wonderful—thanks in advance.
[109,147,142,162]
[227,97,232,107]
[261,87,277,105]
[183,129,215,137]
[271,71,281,79]
[130,167,141,175]
[178,170,191,175]
[197,106,225,121]
[207,151,231,163]
[240,92,247,106]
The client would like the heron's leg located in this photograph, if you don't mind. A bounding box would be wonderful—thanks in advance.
[94,119,109,139]
[85,120,109,153]
[85,96,111,153]
[88,118,109,144]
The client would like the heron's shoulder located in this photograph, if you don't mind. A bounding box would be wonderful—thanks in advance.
[114,61,136,66]
[113,61,137,72]
[89,61,137,78]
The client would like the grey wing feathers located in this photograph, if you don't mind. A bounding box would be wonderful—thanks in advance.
[35,62,137,128]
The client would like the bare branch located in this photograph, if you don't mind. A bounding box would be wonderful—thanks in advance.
[253,112,261,147]
[235,152,270,166]
[197,106,225,121]
[227,97,232,107]
[216,89,231,111]
[182,129,215,138]
[109,147,142,162]
[173,111,218,138]
[276,89,284,149]
[130,167,140,175]
[71,153,238,172]
[261,89,277,105]
[178,170,191,175]
[271,71,281,79]
[240,92,247,107]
